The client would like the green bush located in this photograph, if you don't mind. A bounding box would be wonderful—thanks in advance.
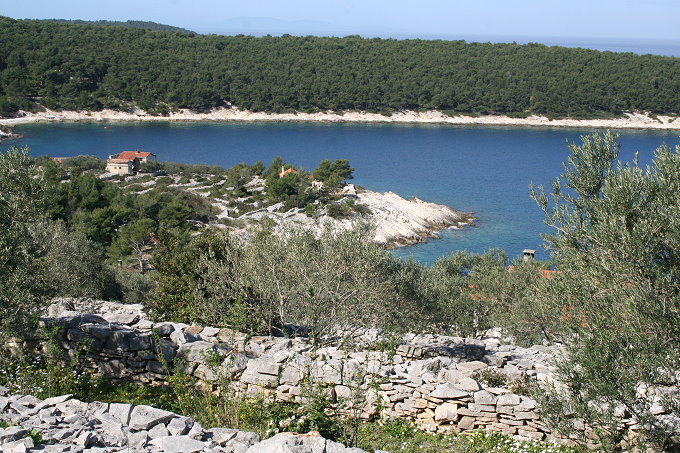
[114,268,156,304]
[473,369,508,388]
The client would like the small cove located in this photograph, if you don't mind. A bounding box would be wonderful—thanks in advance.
[4,121,679,264]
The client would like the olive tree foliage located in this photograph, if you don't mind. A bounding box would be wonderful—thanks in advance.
[197,224,419,340]
[412,250,549,341]
[152,223,430,339]
[530,131,680,450]
[36,221,117,299]
[419,250,507,337]
[0,147,117,336]
[0,147,51,334]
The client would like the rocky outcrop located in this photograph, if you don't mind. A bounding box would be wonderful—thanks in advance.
[0,125,17,143]
[0,390,366,453]
[355,191,472,247]
[231,189,473,248]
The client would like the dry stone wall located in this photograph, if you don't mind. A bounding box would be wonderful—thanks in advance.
[35,299,575,445]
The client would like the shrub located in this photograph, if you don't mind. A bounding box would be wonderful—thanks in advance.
[474,369,508,388]
[152,224,433,338]
[114,268,156,304]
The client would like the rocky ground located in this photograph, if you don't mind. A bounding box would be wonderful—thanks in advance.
[7,298,679,451]
[39,299,680,448]
[121,173,472,248]
[42,300,565,441]
[235,189,472,248]
[0,391,368,453]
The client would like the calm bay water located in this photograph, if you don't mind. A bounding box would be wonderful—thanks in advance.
[4,122,679,264]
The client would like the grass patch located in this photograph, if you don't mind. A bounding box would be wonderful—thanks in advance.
[355,421,582,453]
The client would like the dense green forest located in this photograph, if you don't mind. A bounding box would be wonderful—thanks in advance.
[39,19,195,34]
[1,17,678,118]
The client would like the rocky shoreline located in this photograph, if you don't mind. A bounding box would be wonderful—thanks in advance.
[0,125,18,143]
[211,187,473,249]
[1,107,680,130]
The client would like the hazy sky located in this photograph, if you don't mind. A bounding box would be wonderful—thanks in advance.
[3,0,680,40]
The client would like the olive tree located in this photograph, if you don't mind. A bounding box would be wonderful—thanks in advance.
[0,147,51,334]
[38,221,117,299]
[531,132,680,450]
[0,147,118,336]
[195,224,414,340]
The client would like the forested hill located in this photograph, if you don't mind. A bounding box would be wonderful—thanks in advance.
[1,17,679,118]
[38,19,195,34]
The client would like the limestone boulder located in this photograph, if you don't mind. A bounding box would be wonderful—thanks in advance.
[434,402,459,422]
[149,435,207,453]
[128,405,175,431]
[430,383,468,400]
[245,432,368,453]
[178,341,218,364]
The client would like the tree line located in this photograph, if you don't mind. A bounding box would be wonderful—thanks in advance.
[39,19,195,34]
[1,17,679,118]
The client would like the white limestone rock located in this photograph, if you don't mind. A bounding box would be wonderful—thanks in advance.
[149,435,207,453]
[128,405,175,431]
[430,383,468,400]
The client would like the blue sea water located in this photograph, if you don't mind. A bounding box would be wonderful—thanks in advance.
[4,122,679,264]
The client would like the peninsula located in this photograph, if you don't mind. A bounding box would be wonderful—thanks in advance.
[37,154,472,254]
[114,158,473,249]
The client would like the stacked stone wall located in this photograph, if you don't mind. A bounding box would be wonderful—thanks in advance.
[33,300,576,445]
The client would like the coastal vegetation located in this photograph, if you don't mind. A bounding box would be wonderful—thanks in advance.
[0,131,679,450]
[1,17,679,118]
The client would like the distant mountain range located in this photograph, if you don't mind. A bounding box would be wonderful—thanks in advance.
[40,19,195,34]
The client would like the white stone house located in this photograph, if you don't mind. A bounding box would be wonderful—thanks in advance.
[106,150,157,175]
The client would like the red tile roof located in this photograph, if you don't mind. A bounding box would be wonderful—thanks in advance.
[507,266,557,279]
[279,168,299,178]
[116,150,154,161]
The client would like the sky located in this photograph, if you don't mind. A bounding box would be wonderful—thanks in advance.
[2,0,680,42]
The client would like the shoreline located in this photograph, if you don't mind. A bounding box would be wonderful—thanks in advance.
[1,107,680,130]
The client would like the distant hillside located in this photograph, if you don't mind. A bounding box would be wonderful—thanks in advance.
[40,19,195,34]
[0,17,678,118]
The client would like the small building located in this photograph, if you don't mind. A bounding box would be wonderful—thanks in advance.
[279,166,299,178]
[106,158,134,175]
[106,150,157,175]
[523,249,536,262]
